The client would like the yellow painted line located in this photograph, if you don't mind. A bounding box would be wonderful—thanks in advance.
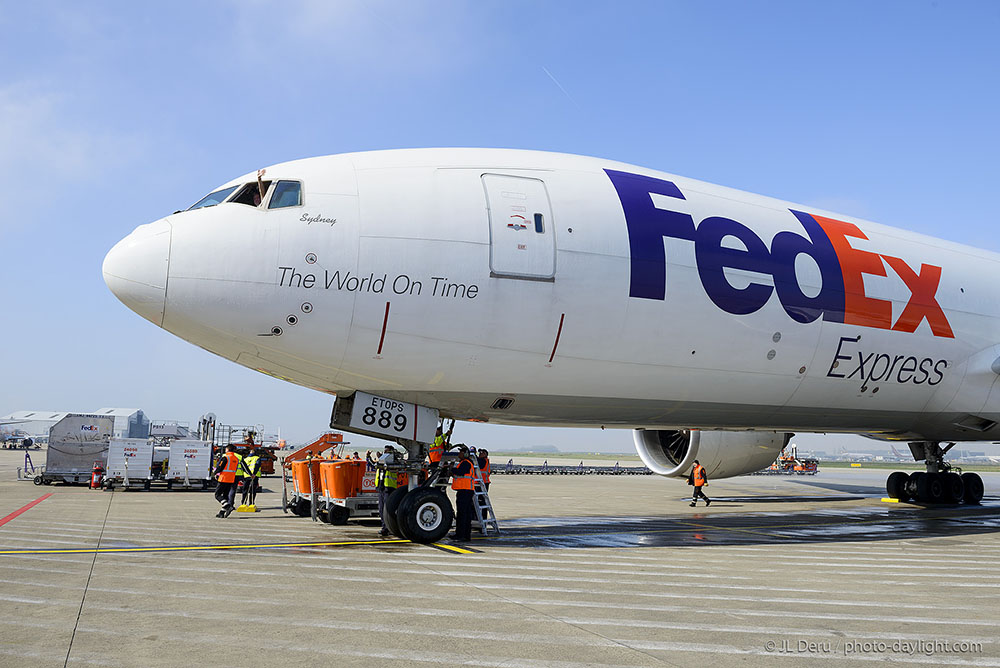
[881,497,901,503]
[432,543,476,554]
[0,539,410,556]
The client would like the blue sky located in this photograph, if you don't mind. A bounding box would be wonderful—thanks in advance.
[2,1,999,453]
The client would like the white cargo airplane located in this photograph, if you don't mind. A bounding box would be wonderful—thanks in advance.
[104,148,995,541]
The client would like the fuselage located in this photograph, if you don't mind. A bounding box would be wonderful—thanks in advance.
[102,149,1000,441]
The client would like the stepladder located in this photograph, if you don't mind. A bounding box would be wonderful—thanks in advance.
[470,457,500,536]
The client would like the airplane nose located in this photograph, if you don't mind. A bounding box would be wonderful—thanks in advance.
[102,219,172,326]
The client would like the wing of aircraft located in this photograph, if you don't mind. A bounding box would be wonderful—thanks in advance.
[103,148,998,540]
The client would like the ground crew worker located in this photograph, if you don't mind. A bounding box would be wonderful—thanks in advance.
[477,449,491,491]
[213,445,240,517]
[428,421,454,470]
[241,448,261,506]
[450,445,475,542]
[233,448,246,495]
[688,459,711,507]
[376,445,399,537]
[476,448,491,520]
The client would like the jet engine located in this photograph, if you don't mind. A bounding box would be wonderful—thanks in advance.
[633,429,791,479]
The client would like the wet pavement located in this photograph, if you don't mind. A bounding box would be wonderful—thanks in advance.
[1,448,999,667]
[486,503,1000,549]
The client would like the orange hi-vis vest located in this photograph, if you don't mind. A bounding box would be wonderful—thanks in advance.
[429,435,445,463]
[219,452,240,484]
[451,458,474,491]
[481,457,491,484]
[693,464,706,487]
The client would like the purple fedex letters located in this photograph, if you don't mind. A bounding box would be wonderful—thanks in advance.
[605,169,954,339]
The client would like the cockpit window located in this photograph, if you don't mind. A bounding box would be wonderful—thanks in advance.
[231,181,272,207]
[268,181,302,209]
[187,185,238,211]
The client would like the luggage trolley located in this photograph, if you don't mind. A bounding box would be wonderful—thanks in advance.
[286,457,326,519]
[315,459,392,525]
[163,439,215,490]
[103,438,154,490]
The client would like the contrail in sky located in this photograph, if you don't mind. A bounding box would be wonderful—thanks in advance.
[541,66,579,108]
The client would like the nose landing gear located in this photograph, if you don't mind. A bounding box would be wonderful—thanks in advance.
[885,441,984,504]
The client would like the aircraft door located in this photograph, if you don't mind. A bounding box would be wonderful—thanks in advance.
[483,174,555,280]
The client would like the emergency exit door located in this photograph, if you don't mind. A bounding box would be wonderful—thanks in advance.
[483,174,555,280]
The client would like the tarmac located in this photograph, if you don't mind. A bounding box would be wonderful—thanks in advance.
[1,447,999,667]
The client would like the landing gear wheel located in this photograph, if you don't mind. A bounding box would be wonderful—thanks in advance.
[916,472,944,503]
[929,472,945,503]
[327,504,350,525]
[396,487,454,544]
[886,471,908,500]
[942,472,964,504]
[961,472,984,505]
[384,487,409,538]
[907,472,923,501]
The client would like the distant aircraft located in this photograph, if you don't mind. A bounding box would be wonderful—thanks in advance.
[105,149,997,540]
[0,420,35,449]
[838,446,878,461]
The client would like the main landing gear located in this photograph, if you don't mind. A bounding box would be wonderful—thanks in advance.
[387,438,455,544]
[885,441,984,505]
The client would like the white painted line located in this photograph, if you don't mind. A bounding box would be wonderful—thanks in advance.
[508,597,1000,627]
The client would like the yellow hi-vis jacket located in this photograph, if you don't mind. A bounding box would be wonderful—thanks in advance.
[429,435,446,463]
[243,455,260,477]
[375,468,398,489]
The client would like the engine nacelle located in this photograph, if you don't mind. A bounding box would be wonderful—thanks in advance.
[633,429,791,479]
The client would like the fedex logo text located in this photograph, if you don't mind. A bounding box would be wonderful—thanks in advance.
[606,170,954,338]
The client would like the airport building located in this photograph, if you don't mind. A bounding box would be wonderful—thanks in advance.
[1,408,150,440]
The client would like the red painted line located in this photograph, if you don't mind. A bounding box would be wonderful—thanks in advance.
[548,313,566,363]
[376,301,391,355]
[0,493,53,528]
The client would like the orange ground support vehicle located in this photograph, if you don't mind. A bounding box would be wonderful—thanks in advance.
[280,432,406,524]
[792,458,819,474]
[765,447,819,475]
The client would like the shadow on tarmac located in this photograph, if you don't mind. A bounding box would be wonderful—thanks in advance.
[701,495,864,503]
[785,479,888,495]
